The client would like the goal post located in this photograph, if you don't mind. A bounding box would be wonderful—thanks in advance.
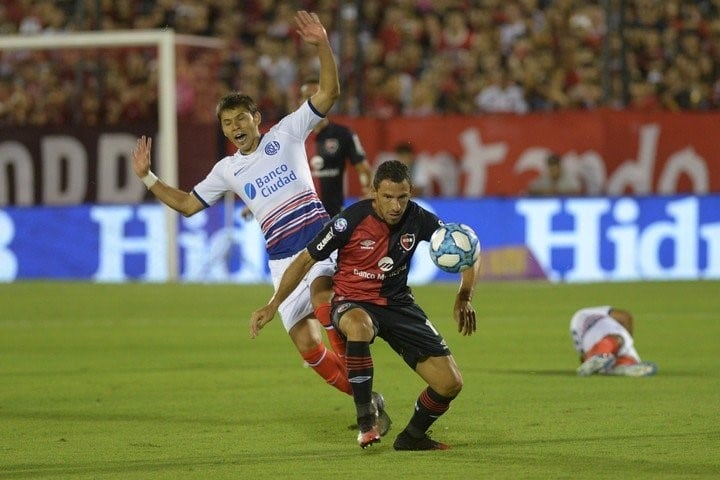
[0,30,224,281]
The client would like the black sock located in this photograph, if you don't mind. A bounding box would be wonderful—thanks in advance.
[406,387,455,438]
[346,341,374,431]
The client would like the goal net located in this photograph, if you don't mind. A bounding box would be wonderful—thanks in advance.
[0,30,225,281]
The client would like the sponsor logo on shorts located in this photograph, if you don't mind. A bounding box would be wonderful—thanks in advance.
[336,303,352,314]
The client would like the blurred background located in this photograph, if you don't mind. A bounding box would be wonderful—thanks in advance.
[1,0,719,283]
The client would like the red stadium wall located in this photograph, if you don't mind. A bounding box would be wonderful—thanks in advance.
[1,110,718,206]
[336,109,720,197]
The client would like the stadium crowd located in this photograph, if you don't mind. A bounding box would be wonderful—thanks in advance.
[1,0,720,127]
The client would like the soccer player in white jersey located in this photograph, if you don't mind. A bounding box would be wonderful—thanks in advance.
[570,306,658,377]
[130,11,366,404]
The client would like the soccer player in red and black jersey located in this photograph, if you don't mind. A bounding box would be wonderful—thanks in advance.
[250,160,480,451]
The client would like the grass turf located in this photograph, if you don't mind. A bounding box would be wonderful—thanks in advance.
[0,281,718,479]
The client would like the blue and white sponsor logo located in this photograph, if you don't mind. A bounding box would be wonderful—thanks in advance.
[264,141,280,155]
[333,218,348,232]
[251,164,297,198]
[244,183,257,199]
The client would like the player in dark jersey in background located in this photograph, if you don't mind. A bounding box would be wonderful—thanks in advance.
[250,160,480,451]
[300,78,373,217]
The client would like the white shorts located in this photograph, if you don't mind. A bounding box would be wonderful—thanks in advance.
[569,306,640,362]
[269,251,336,332]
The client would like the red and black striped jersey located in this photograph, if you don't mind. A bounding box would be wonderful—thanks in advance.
[307,199,442,305]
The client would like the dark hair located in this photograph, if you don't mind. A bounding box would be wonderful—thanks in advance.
[216,92,258,120]
[394,141,414,154]
[547,153,561,165]
[373,160,412,190]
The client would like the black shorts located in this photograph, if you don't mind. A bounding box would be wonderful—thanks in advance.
[331,300,451,370]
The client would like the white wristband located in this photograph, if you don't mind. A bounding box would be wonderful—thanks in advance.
[142,171,158,189]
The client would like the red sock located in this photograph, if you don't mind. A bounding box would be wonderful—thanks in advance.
[615,355,637,366]
[584,335,621,360]
[301,343,352,395]
[315,303,346,358]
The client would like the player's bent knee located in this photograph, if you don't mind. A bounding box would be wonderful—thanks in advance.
[289,319,324,352]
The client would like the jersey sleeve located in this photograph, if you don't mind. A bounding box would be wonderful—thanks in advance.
[348,131,367,165]
[276,101,325,142]
[306,214,352,261]
[191,160,229,207]
[417,204,443,242]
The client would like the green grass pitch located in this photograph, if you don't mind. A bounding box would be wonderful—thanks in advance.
[1,280,719,479]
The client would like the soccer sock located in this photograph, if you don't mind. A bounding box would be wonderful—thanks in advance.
[301,343,352,395]
[405,387,455,438]
[315,303,346,358]
[584,335,621,360]
[346,341,374,431]
[615,355,637,366]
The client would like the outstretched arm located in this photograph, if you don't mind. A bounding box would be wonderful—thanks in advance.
[295,10,339,115]
[353,160,373,197]
[453,248,481,336]
[250,249,319,338]
[132,135,204,217]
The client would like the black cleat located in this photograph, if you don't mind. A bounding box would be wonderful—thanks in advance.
[371,391,392,436]
[393,429,449,451]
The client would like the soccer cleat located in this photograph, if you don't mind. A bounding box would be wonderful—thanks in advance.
[357,425,381,449]
[371,391,392,437]
[393,429,449,451]
[610,361,658,377]
[577,353,615,376]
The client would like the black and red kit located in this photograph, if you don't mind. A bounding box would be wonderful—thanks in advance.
[307,199,442,305]
[308,122,366,218]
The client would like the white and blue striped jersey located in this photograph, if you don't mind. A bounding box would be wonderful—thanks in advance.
[192,101,330,260]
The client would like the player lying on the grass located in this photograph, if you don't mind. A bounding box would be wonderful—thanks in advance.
[570,306,658,377]
[250,160,480,451]
[131,11,377,409]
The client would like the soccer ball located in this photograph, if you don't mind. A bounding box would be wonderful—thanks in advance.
[429,223,480,273]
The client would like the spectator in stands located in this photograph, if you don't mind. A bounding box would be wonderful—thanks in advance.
[394,141,429,197]
[2,0,720,128]
[475,69,529,114]
[527,153,582,196]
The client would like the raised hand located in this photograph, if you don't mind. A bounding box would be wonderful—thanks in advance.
[294,10,327,46]
[132,135,152,178]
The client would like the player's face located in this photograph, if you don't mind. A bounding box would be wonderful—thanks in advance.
[219,107,261,154]
[373,179,411,225]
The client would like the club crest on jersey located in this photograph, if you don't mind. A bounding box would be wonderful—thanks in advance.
[265,140,280,155]
[322,138,340,154]
[333,218,348,232]
[400,233,415,251]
